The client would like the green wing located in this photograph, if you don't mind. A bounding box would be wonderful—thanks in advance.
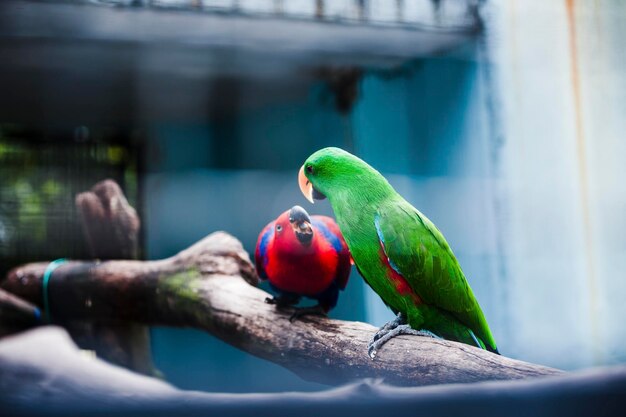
[375,201,497,352]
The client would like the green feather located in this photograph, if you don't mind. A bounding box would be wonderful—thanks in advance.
[302,147,498,353]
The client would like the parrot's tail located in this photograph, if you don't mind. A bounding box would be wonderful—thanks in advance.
[470,329,500,355]
[488,345,501,355]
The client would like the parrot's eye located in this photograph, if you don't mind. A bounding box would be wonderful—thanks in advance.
[306,165,314,175]
[276,225,282,232]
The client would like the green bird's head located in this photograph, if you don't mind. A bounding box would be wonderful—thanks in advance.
[298,147,394,205]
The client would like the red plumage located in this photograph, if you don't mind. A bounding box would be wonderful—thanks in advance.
[255,206,351,312]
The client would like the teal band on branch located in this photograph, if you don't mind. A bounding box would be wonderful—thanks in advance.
[42,258,67,321]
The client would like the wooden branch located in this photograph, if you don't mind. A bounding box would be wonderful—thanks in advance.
[72,178,153,375]
[1,327,622,417]
[1,232,561,387]
[75,179,140,260]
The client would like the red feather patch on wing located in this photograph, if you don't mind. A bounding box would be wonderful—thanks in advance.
[374,214,422,305]
[378,244,422,306]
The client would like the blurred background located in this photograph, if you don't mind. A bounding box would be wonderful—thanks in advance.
[1,0,625,393]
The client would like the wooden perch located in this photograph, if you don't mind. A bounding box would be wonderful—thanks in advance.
[71,179,154,375]
[1,327,623,417]
[1,232,561,387]
[75,179,140,260]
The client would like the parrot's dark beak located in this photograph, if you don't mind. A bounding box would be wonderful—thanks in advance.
[289,205,313,246]
[298,165,326,203]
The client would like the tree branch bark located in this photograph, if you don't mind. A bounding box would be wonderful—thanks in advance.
[75,179,140,261]
[72,179,154,375]
[2,327,622,417]
[1,232,561,387]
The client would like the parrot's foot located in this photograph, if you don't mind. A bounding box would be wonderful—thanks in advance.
[265,294,300,308]
[289,305,327,323]
[367,325,440,360]
[371,312,406,342]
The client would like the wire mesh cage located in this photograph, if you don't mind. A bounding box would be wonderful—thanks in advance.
[88,0,481,30]
[0,126,142,277]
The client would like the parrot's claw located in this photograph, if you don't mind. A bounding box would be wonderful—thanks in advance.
[289,305,327,323]
[372,312,406,342]
[265,294,300,308]
[367,325,440,360]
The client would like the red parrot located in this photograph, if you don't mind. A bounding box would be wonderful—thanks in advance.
[255,205,351,320]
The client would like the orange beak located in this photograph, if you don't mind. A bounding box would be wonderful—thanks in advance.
[298,165,314,204]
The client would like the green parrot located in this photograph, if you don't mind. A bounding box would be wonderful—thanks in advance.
[298,147,499,358]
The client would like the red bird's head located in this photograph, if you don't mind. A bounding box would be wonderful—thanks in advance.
[273,205,314,249]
